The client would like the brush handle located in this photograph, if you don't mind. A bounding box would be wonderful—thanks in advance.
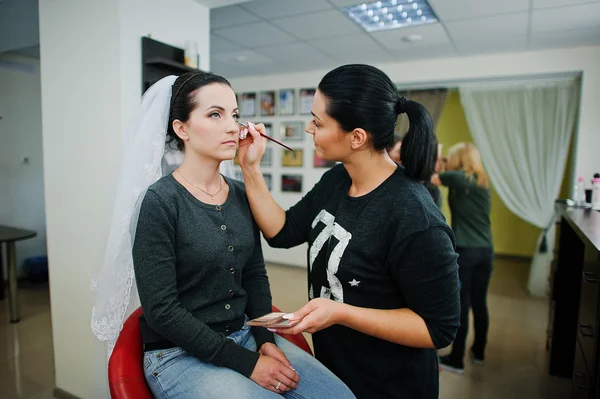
[238,121,295,152]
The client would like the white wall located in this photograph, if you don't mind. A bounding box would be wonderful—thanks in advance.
[118,0,210,138]
[39,1,122,397]
[229,45,600,267]
[39,0,210,397]
[0,53,46,275]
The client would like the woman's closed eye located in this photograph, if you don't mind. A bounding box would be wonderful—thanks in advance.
[312,119,320,127]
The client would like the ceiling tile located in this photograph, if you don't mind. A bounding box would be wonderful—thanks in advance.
[530,26,600,50]
[428,0,529,21]
[213,22,298,47]
[371,23,450,50]
[211,34,246,54]
[455,35,527,55]
[310,33,395,63]
[271,9,363,40]
[212,49,275,66]
[240,0,333,19]
[256,42,334,68]
[327,0,368,6]
[210,5,261,30]
[331,50,396,65]
[389,43,457,61]
[533,0,600,10]
[445,12,528,42]
[532,3,600,33]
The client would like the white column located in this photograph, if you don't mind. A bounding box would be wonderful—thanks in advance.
[39,0,210,397]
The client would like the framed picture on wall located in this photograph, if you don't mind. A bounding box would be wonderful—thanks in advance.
[261,148,272,167]
[264,123,273,137]
[281,174,302,193]
[299,88,316,115]
[263,173,272,191]
[313,150,337,168]
[260,90,276,116]
[241,92,256,117]
[281,149,303,167]
[280,122,304,141]
[279,89,295,115]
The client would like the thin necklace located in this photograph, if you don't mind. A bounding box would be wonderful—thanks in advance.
[176,169,223,200]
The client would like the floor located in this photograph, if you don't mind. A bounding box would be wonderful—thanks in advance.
[0,258,570,399]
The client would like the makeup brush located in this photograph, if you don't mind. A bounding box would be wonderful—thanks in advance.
[237,120,294,152]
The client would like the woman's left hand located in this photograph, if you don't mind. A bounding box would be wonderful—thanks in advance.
[259,342,295,370]
[273,298,346,335]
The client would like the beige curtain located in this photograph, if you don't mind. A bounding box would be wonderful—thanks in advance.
[395,88,448,137]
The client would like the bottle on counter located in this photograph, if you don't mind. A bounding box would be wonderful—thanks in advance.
[576,176,585,206]
[592,173,600,210]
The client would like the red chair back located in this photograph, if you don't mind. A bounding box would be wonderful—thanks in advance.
[108,306,312,398]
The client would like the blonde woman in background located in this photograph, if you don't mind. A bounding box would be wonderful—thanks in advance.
[431,142,493,374]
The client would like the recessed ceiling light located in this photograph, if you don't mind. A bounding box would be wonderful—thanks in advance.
[344,0,438,32]
[402,34,423,42]
[235,55,248,62]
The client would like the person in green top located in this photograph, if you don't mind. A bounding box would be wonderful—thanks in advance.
[432,142,493,374]
[389,136,444,209]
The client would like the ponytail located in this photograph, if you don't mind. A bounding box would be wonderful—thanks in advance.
[398,98,436,181]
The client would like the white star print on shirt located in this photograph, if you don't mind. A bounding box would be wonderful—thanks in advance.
[349,279,360,287]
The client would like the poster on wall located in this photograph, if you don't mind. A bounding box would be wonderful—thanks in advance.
[264,173,272,191]
[241,92,256,117]
[299,88,316,115]
[313,150,337,168]
[281,174,302,192]
[279,89,295,115]
[264,123,273,137]
[281,149,303,167]
[261,148,272,167]
[280,122,304,141]
[260,90,276,116]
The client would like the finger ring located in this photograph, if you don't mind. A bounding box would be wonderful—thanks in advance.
[276,381,281,390]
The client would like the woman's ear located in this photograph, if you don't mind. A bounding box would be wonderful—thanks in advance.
[172,120,189,143]
[350,128,368,150]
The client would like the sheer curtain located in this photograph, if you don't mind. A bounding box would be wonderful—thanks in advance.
[459,78,580,297]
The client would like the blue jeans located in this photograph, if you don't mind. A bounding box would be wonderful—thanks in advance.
[143,322,355,399]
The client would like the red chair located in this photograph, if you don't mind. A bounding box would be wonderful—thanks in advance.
[108,306,312,399]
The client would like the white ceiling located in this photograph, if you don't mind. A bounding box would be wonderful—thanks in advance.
[209,0,600,77]
[194,0,253,8]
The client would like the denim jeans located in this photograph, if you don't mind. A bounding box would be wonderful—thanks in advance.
[448,247,494,362]
[143,321,355,399]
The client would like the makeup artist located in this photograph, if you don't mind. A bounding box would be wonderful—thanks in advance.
[238,64,460,399]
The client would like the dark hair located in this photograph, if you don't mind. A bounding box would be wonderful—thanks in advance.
[317,64,436,181]
[167,72,231,151]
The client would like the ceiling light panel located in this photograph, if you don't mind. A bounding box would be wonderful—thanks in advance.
[344,0,438,32]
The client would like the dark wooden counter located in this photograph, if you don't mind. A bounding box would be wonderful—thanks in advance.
[559,207,600,252]
[547,206,600,398]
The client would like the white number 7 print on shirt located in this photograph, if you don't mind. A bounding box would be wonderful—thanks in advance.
[309,209,352,303]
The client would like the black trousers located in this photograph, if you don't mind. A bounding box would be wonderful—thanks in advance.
[449,246,494,361]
